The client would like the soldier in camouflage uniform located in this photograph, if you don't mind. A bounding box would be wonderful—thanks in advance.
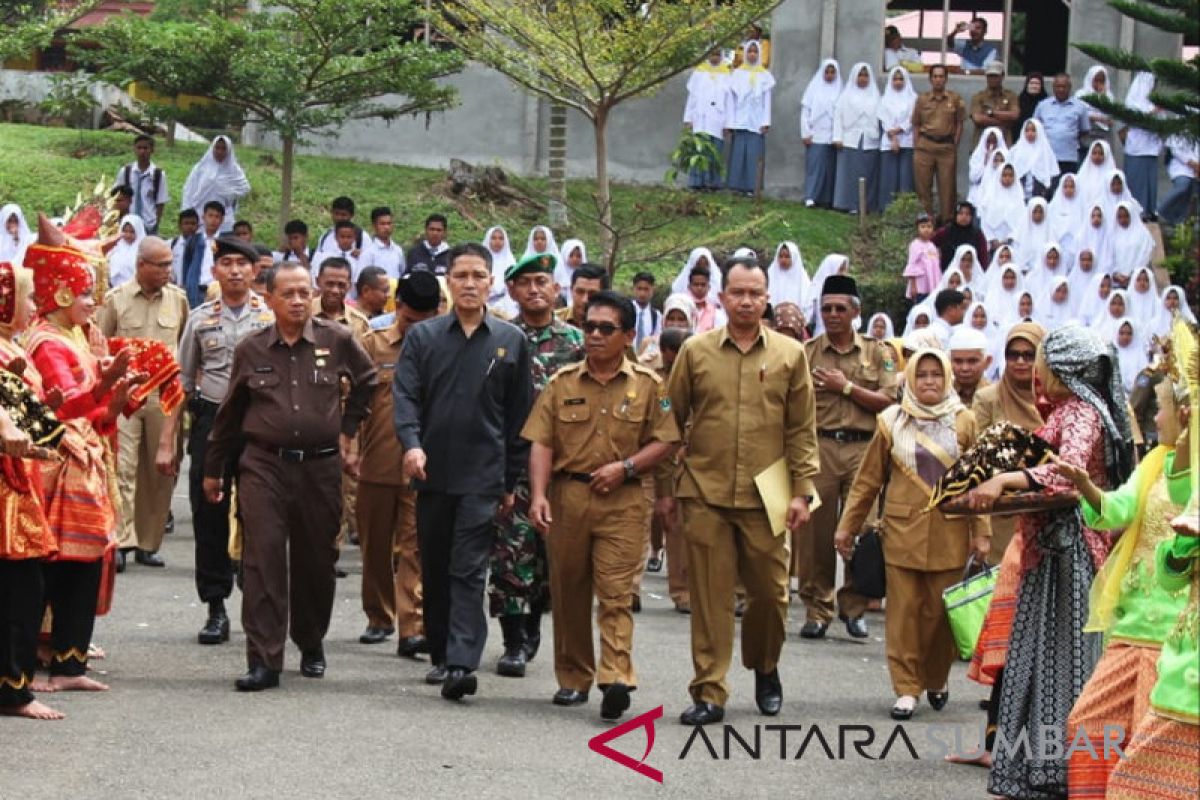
[489,252,584,678]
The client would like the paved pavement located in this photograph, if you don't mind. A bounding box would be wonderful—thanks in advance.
[4,485,991,800]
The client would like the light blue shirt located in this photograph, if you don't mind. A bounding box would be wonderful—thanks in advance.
[1034,96,1091,162]
[369,312,395,331]
[954,40,997,69]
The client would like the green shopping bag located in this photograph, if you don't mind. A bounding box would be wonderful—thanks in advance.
[942,554,997,661]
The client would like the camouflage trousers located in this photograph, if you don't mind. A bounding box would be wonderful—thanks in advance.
[488,479,550,617]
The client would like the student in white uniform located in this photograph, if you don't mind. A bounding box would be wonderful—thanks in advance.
[800,59,842,208]
[358,206,406,280]
[683,49,731,191]
[181,135,250,234]
[116,134,169,234]
[725,40,774,196]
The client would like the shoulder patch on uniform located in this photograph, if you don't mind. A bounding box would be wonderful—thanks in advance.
[659,397,671,412]
[883,359,895,372]
[631,362,663,382]
[1135,373,1150,388]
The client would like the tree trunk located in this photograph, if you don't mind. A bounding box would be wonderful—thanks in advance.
[280,135,295,233]
[165,118,176,148]
[592,105,614,276]
[548,102,568,226]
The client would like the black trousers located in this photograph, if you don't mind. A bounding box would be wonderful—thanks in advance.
[188,398,234,604]
[0,559,44,707]
[416,492,499,671]
[42,559,102,677]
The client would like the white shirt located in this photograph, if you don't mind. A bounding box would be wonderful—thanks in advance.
[1166,136,1199,181]
[684,67,732,140]
[884,47,920,70]
[359,236,405,280]
[632,302,662,350]
[117,161,169,230]
[727,68,773,131]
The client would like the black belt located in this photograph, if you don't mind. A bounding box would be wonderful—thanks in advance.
[818,429,873,443]
[557,471,640,486]
[921,133,954,144]
[249,440,339,463]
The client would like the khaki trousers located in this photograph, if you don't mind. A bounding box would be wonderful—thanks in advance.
[913,141,958,223]
[116,396,175,552]
[883,563,959,697]
[663,501,689,605]
[356,480,423,636]
[549,478,647,692]
[631,475,655,595]
[680,499,789,706]
[796,437,869,623]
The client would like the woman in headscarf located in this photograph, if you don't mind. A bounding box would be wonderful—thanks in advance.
[1009,118,1060,200]
[1122,72,1163,215]
[482,225,516,308]
[1047,174,1084,253]
[877,66,916,210]
[522,225,560,261]
[1066,246,1100,303]
[0,204,32,265]
[103,214,146,289]
[1077,271,1114,328]
[1150,284,1198,338]
[831,62,881,214]
[1100,169,1140,218]
[23,243,143,694]
[553,237,586,304]
[726,40,774,196]
[807,253,849,334]
[1109,202,1155,285]
[903,301,935,335]
[1076,66,1116,151]
[772,302,807,341]
[1025,241,1069,300]
[975,146,1011,210]
[1015,73,1047,135]
[766,241,809,309]
[683,49,732,191]
[1126,265,1162,327]
[180,135,250,233]
[864,311,895,341]
[932,201,991,272]
[980,161,1026,250]
[836,349,988,720]
[987,263,1027,325]
[1036,275,1078,330]
[968,128,1008,206]
[1014,198,1054,269]
[1111,317,1148,395]
[1077,203,1114,278]
[670,246,721,301]
[1076,140,1118,207]
[637,292,696,369]
[945,244,985,301]
[1096,288,1130,341]
[0,261,67,720]
[800,59,842,208]
[967,325,1134,799]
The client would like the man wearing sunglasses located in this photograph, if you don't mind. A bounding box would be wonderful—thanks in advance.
[797,275,898,641]
[523,291,679,721]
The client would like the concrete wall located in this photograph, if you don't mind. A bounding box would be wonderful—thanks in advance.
[244,0,1181,200]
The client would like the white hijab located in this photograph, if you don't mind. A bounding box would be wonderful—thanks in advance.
[1015,198,1053,268]
[1047,173,1084,246]
[834,62,881,143]
[972,146,1011,207]
[965,301,1003,381]
[1026,241,1070,300]
[522,225,560,260]
[671,246,721,301]
[107,214,147,288]
[1009,118,1060,187]
[0,203,32,264]
[554,237,587,293]
[980,161,1025,243]
[801,58,842,122]
[969,127,1008,181]
[1096,288,1130,341]
[1152,285,1198,337]
[483,226,515,301]
[1127,265,1161,324]
[729,40,775,99]
[1100,168,1140,218]
[991,265,1030,327]
[877,67,916,133]
[766,241,810,308]
[1109,201,1154,276]
[1066,246,1102,303]
[808,253,850,329]
[1076,66,1115,109]
[1037,275,1078,330]
[1112,316,1148,395]
[1078,271,1114,327]
[1077,204,1114,274]
[1076,140,1117,206]
[863,311,895,340]
[946,244,984,300]
[181,135,250,219]
[904,302,935,335]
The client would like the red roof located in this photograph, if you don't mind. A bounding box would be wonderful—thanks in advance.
[64,1,154,30]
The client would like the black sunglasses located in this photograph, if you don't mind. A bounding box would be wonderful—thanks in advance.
[582,321,622,336]
[1005,349,1036,362]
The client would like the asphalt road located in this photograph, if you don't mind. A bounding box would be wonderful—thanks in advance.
[3,484,991,800]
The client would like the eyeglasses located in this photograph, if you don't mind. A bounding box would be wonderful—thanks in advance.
[821,304,849,313]
[1005,350,1036,363]
[147,259,174,269]
[582,321,621,336]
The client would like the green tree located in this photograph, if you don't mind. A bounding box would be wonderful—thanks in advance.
[436,0,780,274]
[81,0,463,227]
[0,1,101,62]
[1074,0,1199,143]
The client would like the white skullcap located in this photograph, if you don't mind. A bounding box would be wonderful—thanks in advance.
[948,327,991,353]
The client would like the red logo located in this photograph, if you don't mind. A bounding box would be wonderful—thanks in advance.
[588,705,664,783]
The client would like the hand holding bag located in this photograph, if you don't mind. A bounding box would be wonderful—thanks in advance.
[849,455,890,599]
[942,553,998,660]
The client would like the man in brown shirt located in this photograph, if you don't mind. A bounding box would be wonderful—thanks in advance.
[661,256,819,726]
[97,235,190,569]
[912,64,966,224]
[797,276,897,641]
[355,272,440,651]
[203,261,377,692]
[969,62,1019,146]
[523,291,679,721]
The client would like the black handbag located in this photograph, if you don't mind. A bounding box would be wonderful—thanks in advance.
[849,456,890,599]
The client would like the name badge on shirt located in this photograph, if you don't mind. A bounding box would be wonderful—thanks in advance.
[315,348,331,358]
[254,366,274,374]
[564,398,586,406]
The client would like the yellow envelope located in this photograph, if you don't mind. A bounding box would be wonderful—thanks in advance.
[754,457,822,537]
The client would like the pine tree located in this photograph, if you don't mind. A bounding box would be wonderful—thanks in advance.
[1074,0,1199,143]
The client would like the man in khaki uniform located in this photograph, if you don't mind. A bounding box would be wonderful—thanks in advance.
[968,62,1018,146]
[797,275,897,640]
[355,272,441,651]
[311,256,371,559]
[912,64,965,224]
[524,291,679,721]
[97,235,190,569]
[661,256,819,726]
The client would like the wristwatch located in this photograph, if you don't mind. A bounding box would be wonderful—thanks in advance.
[623,458,637,480]
[842,382,855,397]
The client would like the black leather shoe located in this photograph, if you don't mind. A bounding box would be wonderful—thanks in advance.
[679,702,725,726]
[424,664,447,684]
[600,683,632,720]
[397,635,428,659]
[799,621,828,639]
[441,668,477,700]
[198,614,230,645]
[235,665,279,692]
[631,594,642,613]
[754,669,783,716]
[927,690,949,711]
[522,612,542,662]
[359,626,394,645]
[496,646,526,677]
[645,554,663,573]
[300,647,326,678]
[135,549,165,567]
[335,567,348,579]
[114,549,127,574]
[552,688,588,706]
[843,615,869,639]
